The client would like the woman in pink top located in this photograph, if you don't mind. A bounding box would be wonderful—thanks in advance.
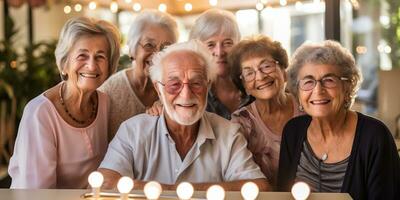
[8,17,120,189]
[229,35,303,188]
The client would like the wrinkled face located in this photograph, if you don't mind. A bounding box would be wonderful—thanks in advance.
[297,63,348,118]
[135,24,175,76]
[241,55,286,100]
[204,34,235,77]
[156,51,208,125]
[64,35,109,92]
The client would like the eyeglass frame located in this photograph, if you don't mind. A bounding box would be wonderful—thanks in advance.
[138,41,171,53]
[240,60,280,82]
[297,74,349,91]
[156,79,209,95]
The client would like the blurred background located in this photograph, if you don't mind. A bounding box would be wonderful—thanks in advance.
[0,0,399,187]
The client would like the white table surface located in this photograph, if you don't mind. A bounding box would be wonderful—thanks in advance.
[0,189,352,200]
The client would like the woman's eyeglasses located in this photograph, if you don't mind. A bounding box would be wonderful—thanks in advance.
[240,60,279,82]
[298,75,349,91]
[138,42,170,53]
[157,79,207,95]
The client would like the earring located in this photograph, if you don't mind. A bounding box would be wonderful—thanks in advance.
[344,100,351,109]
[61,72,68,81]
[298,105,304,112]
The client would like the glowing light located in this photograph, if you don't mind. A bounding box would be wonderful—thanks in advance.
[10,61,17,69]
[384,45,392,54]
[125,0,132,3]
[88,171,104,188]
[74,4,82,12]
[64,5,72,14]
[209,0,218,6]
[256,2,264,11]
[117,176,134,194]
[88,1,97,10]
[206,185,225,200]
[280,0,287,6]
[241,182,259,200]
[158,3,167,12]
[177,182,194,200]
[261,0,268,4]
[110,1,119,13]
[356,46,367,54]
[133,3,141,11]
[144,181,162,200]
[295,1,303,10]
[184,3,193,12]
[291,182,311,200]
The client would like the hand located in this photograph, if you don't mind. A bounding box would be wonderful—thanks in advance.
[146,100,163,116]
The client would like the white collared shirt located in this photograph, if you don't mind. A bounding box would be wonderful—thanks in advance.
[100,112,265,184]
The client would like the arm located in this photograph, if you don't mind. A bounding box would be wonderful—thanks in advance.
[8,102,57,188]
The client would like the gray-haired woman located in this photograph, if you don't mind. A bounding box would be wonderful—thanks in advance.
[99,9,178,138]
[189,9,242,120]
[9,16,121,188]
[277,40,399,199]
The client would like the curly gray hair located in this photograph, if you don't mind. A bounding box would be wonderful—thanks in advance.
[287,40,362,108]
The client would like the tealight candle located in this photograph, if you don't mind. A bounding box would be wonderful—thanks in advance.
[88,171,104,199]
[291,182,311,200]
[176,182,194,200]
[144,181,162,200]
[241,182,259,200]
[117,176,134,200]
[206,185,225,200]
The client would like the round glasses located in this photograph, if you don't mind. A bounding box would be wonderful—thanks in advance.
[139,42,170,53]
[240,60,279,82]
[298,75,349,91]
[157,79,207,95]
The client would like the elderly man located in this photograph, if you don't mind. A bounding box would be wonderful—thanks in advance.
[98,40,269,191]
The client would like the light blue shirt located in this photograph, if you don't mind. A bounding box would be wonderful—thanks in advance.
[100,112,265,184]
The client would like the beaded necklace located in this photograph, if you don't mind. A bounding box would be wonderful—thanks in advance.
[59,82,97,124]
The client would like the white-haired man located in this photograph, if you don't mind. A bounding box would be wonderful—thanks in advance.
[98,40,269,191]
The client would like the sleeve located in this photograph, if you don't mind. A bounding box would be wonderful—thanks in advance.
[223,131,266,181]
[99,122,135,178]
[366,124,400,199]
[8,103,58,189]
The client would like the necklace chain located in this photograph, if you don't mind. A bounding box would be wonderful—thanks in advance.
[59,82,97,124]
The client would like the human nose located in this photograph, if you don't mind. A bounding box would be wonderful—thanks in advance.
[86,56,98,69]
[255,69,267,81]
[178,82,194,98]
[313,80,326,93]
[212,43,225,57]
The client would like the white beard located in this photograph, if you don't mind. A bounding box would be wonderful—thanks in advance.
[159,87,206,126]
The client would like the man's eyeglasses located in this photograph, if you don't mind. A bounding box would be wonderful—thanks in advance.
[139,42,170,52]
[157,79,208,95]
[240,60,279,82]
[298,75,349,91]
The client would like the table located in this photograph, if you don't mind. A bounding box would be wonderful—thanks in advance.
[0,189,352,200]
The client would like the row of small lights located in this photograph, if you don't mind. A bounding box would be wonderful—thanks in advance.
[64,0,218,14]
[88,171,311,200]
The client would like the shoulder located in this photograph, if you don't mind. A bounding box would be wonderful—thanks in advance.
[356,112,394,146]
[284,115,311,132]
[22,95,55,118]
[231,105,252,119]
[117,113,160,138]
[204,112,241,140]
[98,69,130,94]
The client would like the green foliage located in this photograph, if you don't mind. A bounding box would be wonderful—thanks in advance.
[383,0,400,68]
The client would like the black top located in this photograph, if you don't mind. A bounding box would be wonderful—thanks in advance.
[277,112,400,200]
[295,140,348,192]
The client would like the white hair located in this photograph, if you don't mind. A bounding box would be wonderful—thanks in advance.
[149,40,217,83]
[127,9,178,57]
[189,9,241,43]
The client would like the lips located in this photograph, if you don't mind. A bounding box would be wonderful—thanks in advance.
[256,80,274,90]
[176,103,196,108]
[79,73,99,78]
[310,99,331,105]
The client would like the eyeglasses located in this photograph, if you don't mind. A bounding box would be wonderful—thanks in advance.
[157,79,208,95]
[240,60,279,82]
[298,75,349,91]
[138,42,170,52]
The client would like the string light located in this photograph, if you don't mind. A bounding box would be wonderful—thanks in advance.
[64,5,72,14]
[110,1,119,13]
[124,0,132,3]
[158,3,167,12]
[241,182,259,200]
[209,0,218,6]
[291,182,310,200]
[176,182,194,200]
[74,3,82,12]
[280,0,287,6]
[256,2,264,11]
[144,181,162,200]
[206,185,225,200]
[184,3,193,12]
[133,3,141,12]
[88,1,97,10]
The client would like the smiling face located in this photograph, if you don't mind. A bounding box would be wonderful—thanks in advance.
[297,63,348,118]
[204,34,235,77]
[241,55,286,100]
[134,24,176,76]
[156,51,208,126]
[64,35,109,92]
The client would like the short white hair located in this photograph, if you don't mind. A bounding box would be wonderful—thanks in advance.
[127,9,178,56]
[189,9,241,42]
[149,40,217,83]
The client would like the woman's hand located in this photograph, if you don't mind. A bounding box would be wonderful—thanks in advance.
[146,100,163,116]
